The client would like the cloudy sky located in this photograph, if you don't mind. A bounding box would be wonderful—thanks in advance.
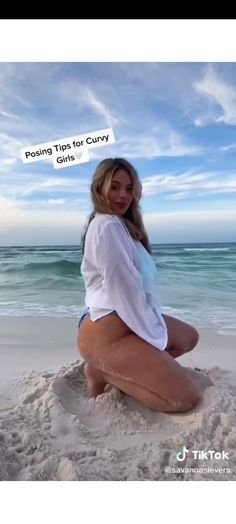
[1,61,236,246]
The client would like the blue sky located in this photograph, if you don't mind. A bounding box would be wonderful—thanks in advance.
[1,62,236,246]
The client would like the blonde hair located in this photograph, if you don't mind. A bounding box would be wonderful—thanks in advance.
[81,158,152,254]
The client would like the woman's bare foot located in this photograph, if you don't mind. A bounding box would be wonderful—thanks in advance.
[186,367,214,395]
[84,362,108,397]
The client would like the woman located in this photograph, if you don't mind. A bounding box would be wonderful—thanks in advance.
[77,157,201,412]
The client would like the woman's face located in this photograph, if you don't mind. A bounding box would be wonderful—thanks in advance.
[108,169,133,216]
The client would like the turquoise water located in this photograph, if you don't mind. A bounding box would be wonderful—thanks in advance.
[0,243,235,334]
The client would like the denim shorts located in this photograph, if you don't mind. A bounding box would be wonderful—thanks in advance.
[78,307,116,329]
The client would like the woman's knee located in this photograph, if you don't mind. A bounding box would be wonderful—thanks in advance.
[177,388,201,411]
[187,326,199,352]
[141,383,201,413]
[163,315,199,354]
[168,367,202,411]
[178,325,199,354]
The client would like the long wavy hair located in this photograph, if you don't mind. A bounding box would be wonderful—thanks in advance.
[81,158,152,255]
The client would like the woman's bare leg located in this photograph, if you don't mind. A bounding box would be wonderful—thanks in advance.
[83,313,200,398]
[78,317,201,412]
[84,361,202,412]
[162,314,199,358]
[84,362,107,397]
[83,312,212,409]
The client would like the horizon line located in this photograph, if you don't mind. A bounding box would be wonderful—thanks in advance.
[1,241,236,249]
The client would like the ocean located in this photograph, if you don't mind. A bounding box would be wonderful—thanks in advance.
[0,243,235,335]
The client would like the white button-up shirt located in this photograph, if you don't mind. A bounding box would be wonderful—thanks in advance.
[80,212,168,351]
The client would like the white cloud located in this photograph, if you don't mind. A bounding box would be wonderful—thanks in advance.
[0,107,20,120]
[90,126,202,161]
[121,133,200,159]
[48,199,66,205]
[0,157,17,171]
[0,191,90,231]
[0,195,87,227]
[85,87,119,128]
[141,170,236,198]
[20,178,74,197]
[0,196,25,220]
[193,66,236,126]
[55,80,119,129]
[9,175,90,197]
[0,131,25,159]
[167,191,193,200]
[220,142,236,153]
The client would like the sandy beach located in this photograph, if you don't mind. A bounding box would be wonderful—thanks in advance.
[0,316,235,481]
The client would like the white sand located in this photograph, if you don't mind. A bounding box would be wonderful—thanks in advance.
[0,317,235,480]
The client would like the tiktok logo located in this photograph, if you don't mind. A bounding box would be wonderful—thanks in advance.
[176,446,190,462]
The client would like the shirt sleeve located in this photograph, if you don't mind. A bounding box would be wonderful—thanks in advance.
[94,220,167,351]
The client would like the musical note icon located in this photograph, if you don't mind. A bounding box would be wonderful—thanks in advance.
[176,446,190,462]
